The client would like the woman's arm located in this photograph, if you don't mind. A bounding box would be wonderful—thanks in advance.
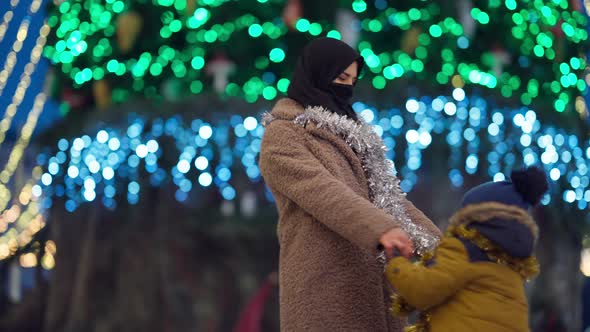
[402,199,443,240]
[259,120,398,253]
[384,237,472,310]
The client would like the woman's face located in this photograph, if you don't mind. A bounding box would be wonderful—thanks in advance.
[332,61,358,86]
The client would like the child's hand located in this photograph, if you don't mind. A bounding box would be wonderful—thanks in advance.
[379,228,414,259]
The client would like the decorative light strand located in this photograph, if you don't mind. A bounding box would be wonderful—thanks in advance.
[34,92,590,215]
[30,0,43,14]
[0,22,50,144]
[0,10,15,43]
[0,167,43,260]
[0,93,48,212]
[0,0,46,92]
[44,1,588,112]
[0,19,31,95]
[0,203,45,260]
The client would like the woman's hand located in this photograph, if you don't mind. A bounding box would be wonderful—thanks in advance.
[379,228,414,259]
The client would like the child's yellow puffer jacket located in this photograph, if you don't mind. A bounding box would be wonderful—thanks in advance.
[386,236,530,332]
[385,201,542,332]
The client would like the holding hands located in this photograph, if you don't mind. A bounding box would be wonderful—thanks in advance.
[379,228,414,259]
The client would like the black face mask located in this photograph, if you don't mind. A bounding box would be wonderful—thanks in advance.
[329,83,354,102]
[287,37,364,121]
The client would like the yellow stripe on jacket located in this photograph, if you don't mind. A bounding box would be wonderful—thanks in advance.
[385,237,530,332]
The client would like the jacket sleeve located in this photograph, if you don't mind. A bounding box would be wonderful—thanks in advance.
[259,120,398,253]
[384,237,473,310]
[401,199,443,241]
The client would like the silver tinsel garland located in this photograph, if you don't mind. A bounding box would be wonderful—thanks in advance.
[262,107,439,256]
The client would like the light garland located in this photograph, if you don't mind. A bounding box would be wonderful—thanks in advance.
[0,10,15,43]
[29,0,43,14]
[0,0,45,94]
[0,21,50,145]
[0,115,47,261]
[0,92,48,211]
[0,17,51,250]
[33,91,590,217]
[44,0,588,113]
[0,0,57,263]
[0,19,31,95]
[0,167,43,260]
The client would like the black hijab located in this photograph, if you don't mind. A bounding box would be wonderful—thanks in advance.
[287,37,365,121]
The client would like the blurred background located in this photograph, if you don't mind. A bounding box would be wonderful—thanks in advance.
[0,0,589,331]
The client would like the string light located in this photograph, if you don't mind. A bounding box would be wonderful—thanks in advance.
[30,0,43,14]
[0,93,48,212]
[0,19,31,95]
[0,16,51,257]
[0,198,45,260]
[0,167,43,260]
[0,0,49,95]
[0,22,49,144]
[0,205,44,261]
[0,19,50,250]
[44,1,586,112]
[19,253,37,268]
[0,11,15,43]
[34,92,590,219]
[0,0,26,43]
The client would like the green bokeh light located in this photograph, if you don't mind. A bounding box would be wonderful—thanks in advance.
[191,56,205,70]
[255,56,269,70]
[262,86,277,100]
[277,78,290,92]
[365,54,380,68]
[372,76,386,89]
[411,60,424,73]
[570,57,581,69]
[112,1,124,13]
[225,83,240,96]
[368,20,383,32]
[505,0,517,10]
[269,48,285,63]
[309,23,322,36]
[150,63,163,76]
[554,99,566,112]
[352,0,367,13]
[559,63,570,75]
[408,8,421,20]
[326,30,341,40]
[295,19,310,32]
[248,24,263,37]
[429,25,442,38]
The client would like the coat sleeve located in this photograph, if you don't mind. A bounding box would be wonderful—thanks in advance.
[259,120,398,253]
[401,199,443,240]
[384,237,473,310]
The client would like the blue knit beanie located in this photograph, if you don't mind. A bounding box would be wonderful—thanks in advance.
[461,166,549,209]
[456,166,549,259]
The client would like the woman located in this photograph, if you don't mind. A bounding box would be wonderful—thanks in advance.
[259,37,442,331]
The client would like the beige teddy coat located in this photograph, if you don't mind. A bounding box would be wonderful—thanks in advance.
[259,98,441,331]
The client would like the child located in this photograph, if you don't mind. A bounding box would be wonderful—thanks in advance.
[386,166,548,332]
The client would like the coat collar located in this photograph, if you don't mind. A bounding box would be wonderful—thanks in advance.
[262,99,438,255]
[263,98,304,123]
